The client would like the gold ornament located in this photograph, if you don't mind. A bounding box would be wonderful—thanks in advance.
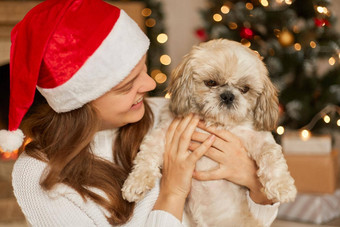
[278,29,294,47]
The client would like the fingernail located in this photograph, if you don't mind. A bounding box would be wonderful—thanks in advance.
[209,134,216,142]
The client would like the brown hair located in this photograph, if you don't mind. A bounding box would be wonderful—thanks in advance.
[21,95,153,225]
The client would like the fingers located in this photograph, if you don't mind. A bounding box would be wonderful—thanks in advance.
[191,131,232,154]
[197,121,238,143]
[177,116,200,155]
[170,114,194,146]
[187,134,215,164]
[196,122,246,153]
[191,131,210,143]
[165,118,181,149]
[165,114,192,152]
[189,141,224,161]
[165,114,200,158]
[193,168,224,181]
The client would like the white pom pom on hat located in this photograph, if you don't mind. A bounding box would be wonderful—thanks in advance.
[0,129,24,152]
[0,0,150,152]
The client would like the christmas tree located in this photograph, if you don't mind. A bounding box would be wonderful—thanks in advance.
[110,0,170,96]
[132,0,170,96]
[198,0,340,132]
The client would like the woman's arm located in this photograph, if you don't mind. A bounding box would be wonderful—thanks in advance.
[246,191,280,227]
[12,154,110,226]
[152,114,215,221]
[16,191,107,226]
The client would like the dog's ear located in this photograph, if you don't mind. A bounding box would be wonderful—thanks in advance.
[254,74,279,131]
[167,54,194,116]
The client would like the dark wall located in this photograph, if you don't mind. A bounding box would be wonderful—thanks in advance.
[0,64,9,129]
[0,63,47,130]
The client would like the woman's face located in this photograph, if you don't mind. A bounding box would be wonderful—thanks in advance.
[92,55,156,130]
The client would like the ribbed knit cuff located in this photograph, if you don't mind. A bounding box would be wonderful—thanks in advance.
[246,190,280,227]
[145,210,184,227]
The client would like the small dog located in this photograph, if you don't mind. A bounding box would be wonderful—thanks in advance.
[122,39,296,227]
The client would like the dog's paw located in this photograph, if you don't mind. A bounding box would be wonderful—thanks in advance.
[122,181,148,203]
[122,170,161,202]
[277,184,297,203]
[263,176,297,203]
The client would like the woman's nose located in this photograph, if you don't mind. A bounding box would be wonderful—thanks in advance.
[137,72,156,93]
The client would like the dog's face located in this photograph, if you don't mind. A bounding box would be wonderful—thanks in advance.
[168,39,278,131]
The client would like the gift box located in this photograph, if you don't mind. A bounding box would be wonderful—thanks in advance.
[284,150,338,194]
[278,189,340,224]
[282,132,332,155]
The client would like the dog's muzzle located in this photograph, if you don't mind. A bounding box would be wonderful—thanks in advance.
[220,91,235,105]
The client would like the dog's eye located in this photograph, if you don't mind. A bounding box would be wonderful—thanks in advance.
[204,80,218,87]
[240,86,250,94]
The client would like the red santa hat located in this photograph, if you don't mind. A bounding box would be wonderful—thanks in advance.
[0,0,150,152]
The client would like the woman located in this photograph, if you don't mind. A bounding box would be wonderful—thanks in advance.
[0,0,279,226]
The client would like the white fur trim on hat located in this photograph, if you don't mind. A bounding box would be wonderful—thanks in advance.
[0,129,25,152]
[37,10,150,113]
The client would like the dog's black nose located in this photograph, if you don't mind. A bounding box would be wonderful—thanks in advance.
[220,91,235,105]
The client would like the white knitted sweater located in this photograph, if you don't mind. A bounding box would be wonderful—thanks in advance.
[12,97,279,227]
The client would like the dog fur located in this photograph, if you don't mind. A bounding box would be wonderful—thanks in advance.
[122,39,296,227]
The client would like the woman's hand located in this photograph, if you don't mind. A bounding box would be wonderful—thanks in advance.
[189,121,273,205]
[153,114,216,220]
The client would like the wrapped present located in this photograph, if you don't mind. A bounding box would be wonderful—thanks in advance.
[284,150,338,194]
[282,132,332,155]
[278,189,340,224]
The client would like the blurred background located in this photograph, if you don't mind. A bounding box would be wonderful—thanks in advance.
[0,0,340,226]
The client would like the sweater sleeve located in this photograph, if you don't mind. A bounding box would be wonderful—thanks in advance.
[246,191,280,227]
[145,210,184,226]
[12,153,111,227]
[122,177,184,227]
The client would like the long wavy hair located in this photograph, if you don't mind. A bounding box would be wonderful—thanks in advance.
[21,92,153,225]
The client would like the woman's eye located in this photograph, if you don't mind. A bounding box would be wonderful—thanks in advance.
[240,86,250,94]
[204,80,218,87]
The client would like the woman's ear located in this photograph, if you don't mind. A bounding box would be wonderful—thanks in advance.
[167,54,195,116]
[254,75,279,131]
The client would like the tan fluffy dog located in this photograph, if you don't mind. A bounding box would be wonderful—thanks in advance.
[122,39,296,227]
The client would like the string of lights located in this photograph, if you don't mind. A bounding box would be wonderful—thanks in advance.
[276,104,340,140]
